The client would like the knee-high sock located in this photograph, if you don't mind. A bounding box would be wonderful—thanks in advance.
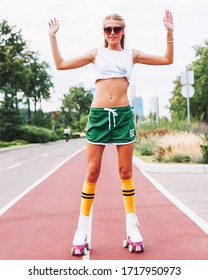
[80,181,96,216]
[122,178,135,214]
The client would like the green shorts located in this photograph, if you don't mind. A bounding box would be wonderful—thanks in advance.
[86,106,136,145]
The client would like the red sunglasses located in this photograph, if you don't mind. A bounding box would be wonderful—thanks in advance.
[104,26,123,35]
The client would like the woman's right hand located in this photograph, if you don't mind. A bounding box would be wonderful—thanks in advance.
[48,18,59,35]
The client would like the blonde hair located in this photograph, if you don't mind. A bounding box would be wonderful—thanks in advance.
[103,14,126,49]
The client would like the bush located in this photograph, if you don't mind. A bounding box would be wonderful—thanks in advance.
[194,123,208,140]
[134,120,208,164]
[137,128,171,141]
[167,153,191,163]
[0,106,22,141]
[154,145,172,162]
[55,128,66,139]
[0,141,12,148]
[17,125,58,143]
[200,144,208,163]
[153,132,204,163]
[135,130,205,163]
[136,139,156,156]
[0,140,27,148]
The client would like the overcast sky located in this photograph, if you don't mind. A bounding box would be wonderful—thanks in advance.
[1,0,208,116]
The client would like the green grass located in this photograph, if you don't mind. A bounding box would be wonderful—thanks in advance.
[0,140,28,148]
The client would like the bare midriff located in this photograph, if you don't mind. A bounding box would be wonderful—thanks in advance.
[91,78,130,108]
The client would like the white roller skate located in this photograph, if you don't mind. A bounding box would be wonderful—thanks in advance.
[71,215,90,256]
[123,213,144,253]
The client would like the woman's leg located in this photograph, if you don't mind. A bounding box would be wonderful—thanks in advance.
[80,142,105,216]
[117,143,143,243]
[117,143,135,213]
[73,143,105,247]
[116,143,134,180]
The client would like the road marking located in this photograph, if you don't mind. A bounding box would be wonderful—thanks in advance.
[0,147,86,217]
[138,167,208,235]
[42,153,49,157]
[7,163,22,170]
[82,207,93,260]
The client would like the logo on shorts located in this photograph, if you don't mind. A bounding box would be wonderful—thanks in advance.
[129,129,135,138]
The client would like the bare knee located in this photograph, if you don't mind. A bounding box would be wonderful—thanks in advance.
[85,167,100,183]
[119,166,132,180]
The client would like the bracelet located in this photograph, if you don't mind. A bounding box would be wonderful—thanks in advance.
[167,40,174,43]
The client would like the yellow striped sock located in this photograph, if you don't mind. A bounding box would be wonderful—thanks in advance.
[122,178,135,214]
[80,181,96,216]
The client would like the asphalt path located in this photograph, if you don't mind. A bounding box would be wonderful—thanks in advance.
[0,139,86,213]
[1,144,208,262]
[1,139,208,226]
[146,172,208,224]
[133,157,208,225]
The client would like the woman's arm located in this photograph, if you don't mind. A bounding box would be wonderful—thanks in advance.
[48,18,96,70]
[133,10,174,65]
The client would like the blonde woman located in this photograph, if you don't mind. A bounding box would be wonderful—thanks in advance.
[49,10,174,255]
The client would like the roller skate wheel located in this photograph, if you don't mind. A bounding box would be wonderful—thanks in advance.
[71,247,76,256]
[123,240,128,248]
[141,244,144,252]
[128,244,134,253]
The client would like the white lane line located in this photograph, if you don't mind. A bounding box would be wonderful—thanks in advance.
[82,207,93,260]
[7,163,22,170]
[0,147,86,217]
[133,159,208,235]
[42,153,49,157]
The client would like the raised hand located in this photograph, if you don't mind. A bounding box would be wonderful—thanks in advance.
[163,10,174,31]
[48,18,60,35]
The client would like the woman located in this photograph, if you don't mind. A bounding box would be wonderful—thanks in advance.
[48,10,174,253]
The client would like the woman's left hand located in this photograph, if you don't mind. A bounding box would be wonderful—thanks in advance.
[163,9,174,31]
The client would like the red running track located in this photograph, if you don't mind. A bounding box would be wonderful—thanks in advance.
[0,145,208,260]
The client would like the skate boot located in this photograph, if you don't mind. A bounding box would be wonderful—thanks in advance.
[71,215,90,256]
[123,213,144,253]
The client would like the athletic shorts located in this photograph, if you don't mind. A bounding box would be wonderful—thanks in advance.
[86,106,136,145]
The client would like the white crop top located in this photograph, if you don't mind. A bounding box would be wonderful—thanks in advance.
[94,48,133,84]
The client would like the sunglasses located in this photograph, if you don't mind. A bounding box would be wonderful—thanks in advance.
[104,26,123,35]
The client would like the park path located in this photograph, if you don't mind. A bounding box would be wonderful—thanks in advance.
[0,145,208,260]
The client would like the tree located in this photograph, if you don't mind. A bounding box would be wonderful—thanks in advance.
[0,20,27,106]
[0,18,54,136]
[191,41,208,121]
[23,51,53,124]
[169,40,208,122]
[169,77,187,120]
[0,19,27,140]
[61,86,93,131]
[0,105,21,141]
